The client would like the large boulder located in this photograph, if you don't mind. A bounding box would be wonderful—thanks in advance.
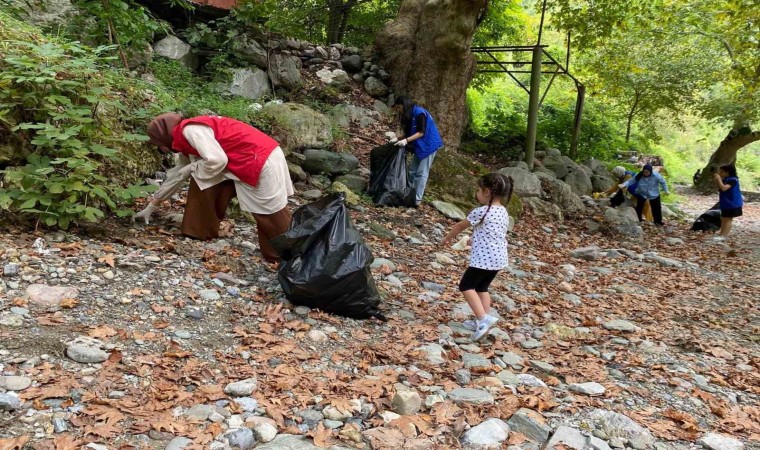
[227,68,270,100]
[334,173,367,193]
[533,167,557,180]
[231,37,268,69]
[329,104,379,129]
[340,54,363,73]
[591,174,615,193]
[303,150,359,176]
[260,103,332,152]
[565,170,593,196]
[9,0,75,28]
[316,68,351,90]
[498,167,541,198]
[543,179,585,211]
[522,197,563,220]
[541,155,569,180]
[584,158,610,176]
[268,54,303,90]
[154,35,198,70]
[604,207,643,238]
[364,76,389,98]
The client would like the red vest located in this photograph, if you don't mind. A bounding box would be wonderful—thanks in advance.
[171,116,279,187]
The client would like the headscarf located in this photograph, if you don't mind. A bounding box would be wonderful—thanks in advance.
[636,163,654,181]
[147,113,182,152]
[612,166,626,178]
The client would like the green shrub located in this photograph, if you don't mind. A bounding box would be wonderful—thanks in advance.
[0,12,157,228]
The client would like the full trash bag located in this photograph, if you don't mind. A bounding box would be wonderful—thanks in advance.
[270,193,386,321]
[368,144,416,207]
[691,202,721,232]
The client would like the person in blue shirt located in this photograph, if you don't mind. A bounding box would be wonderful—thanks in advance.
[390,96,444,207]
[622,163,669,225]
[713,164,743,237]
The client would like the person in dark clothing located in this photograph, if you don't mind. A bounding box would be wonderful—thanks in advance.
[693,169,702,185]
[713,164,743,237]
[389,96,444,206]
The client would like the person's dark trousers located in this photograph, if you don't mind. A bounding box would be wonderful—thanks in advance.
[610,189,625,208]
[634,195,647,222]
[649,195,663,225]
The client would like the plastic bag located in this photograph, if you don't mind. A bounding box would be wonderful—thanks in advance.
[691,202,721,232]
[368,144,416,207]
[271,193,386,321]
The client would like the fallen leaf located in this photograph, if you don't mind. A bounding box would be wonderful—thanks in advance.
[0,436,30,450]
[59,298,79,309]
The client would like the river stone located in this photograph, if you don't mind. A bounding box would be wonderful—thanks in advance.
[498,167,541,197]
[26,284,79,306]
[507,408,552,445]
[0,376,32,391]
[568,382,606,396]
[253,421,278,443]
[0,393,22,411]
[462,353,491,371]
[225,428,255,449]
[228,67,270,100]
[268,54,303,90]
[448,388,494,405]
[340,54,363,73]
[461,418,511,449]
[67,343,109,363]
[603,320,637,332]
[570,246,600,261]
[165,437,192,450]
[364,76,389,98]
[545,426,612,450]
[698,433,744,450]
[224,377,258,397]
[392,389,422,415]
[432,201,466,220]
[416,343,446,366]
[587,409,655,450]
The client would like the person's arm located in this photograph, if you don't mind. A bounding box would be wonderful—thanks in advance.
[442,219,470,246]
[714,174,733,192]
[150,154,192,206]
[182,124,229,183]
[658,173,669,194]
[396,114,426,145]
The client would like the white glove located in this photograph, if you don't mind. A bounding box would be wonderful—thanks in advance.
[395,138,408,147]
[132,204,156,225]
[618,184,627,189]
[388,137,398,144]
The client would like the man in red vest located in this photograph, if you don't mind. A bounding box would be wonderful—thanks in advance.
[133,113,294,263]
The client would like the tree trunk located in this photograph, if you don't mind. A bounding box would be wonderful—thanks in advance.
[375,0,489,150]
[625,91,640,143]
[694,127,760,193]
[326,0,344,44]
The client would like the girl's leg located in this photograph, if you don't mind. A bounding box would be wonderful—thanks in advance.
[477,292,491,315]
[463,290,486,320]
[720,217,733,236]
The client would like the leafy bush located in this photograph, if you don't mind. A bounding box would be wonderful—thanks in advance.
[0,13,157,228]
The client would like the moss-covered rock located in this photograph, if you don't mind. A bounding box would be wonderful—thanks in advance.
[330,181,361,205]
[260,103,333,153]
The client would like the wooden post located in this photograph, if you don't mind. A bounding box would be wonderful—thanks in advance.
[569,84,585,160]
[524,45,542,169]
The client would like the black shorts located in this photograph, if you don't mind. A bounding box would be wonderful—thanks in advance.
[721,207,743,218]
[458,267,499,292]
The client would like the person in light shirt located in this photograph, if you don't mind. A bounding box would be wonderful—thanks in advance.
[133,113,294,263]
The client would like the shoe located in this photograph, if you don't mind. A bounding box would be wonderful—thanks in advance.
[472,316,498,342]
[711,236,726,242]
[462,319,477,331]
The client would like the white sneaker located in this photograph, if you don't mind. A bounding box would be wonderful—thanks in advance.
[462,319,478,331]
[472,316,498,342]
[711,236,726,241]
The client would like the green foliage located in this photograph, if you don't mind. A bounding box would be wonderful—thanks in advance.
[67,0,168,65]
[0,27,156,228]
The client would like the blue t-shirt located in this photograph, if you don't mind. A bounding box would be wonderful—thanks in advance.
[407,106,443,160]
[719,177,743,209]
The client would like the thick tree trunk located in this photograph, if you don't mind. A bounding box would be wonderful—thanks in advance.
[625,91,640,143]
[694,127,760,193]
[375,0,489,150]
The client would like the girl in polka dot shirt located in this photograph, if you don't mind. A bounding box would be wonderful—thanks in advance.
[442,173,513,342]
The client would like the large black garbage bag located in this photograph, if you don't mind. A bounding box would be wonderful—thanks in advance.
[368,144,416,207]
[691,202,721,232]
[270,193,386,321]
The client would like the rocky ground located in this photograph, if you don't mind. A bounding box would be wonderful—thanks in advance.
[0,186,758,450]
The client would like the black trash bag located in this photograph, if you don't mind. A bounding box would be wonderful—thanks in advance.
[368,143,416,207]
[270,193,386,321]
[691,202,721,232]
